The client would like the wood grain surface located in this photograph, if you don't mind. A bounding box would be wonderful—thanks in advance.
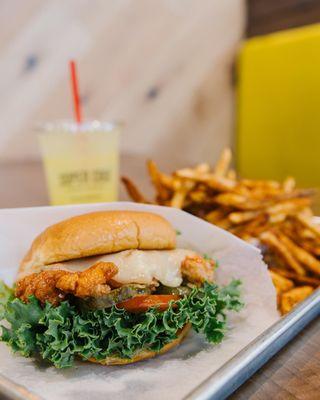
[0,160,319,400]
[0,0,244,168]
[247,0,320,37]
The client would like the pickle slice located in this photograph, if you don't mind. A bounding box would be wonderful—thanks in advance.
[157,285,191,296]
[77,284,151,310]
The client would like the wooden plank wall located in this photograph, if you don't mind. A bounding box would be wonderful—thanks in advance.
[0,0,245,170]
[247,0,320,37]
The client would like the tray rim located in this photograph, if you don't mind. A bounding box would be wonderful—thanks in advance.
[0,209,319,400]
[185,287,320,400]
[2,289,319,400]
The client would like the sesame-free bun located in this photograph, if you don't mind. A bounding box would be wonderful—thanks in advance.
[88,324,191,366]
[20,210,176,277]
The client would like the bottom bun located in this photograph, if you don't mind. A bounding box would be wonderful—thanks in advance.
[88,323,191,366]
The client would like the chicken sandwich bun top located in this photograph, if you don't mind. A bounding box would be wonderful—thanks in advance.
[0,210,243,368]
[19,210,176,275]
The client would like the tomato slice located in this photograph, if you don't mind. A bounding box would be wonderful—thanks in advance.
[117,294,180,313]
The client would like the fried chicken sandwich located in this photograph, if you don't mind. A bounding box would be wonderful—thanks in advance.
[0,210,242,368]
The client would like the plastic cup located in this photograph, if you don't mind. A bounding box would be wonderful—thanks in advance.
[38,120,120,205]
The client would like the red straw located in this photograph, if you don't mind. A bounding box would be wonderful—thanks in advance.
[69,60,82,124]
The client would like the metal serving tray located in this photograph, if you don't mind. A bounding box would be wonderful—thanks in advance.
[0,209,319,400]
[186,287,320,400]
[1,288,319,400]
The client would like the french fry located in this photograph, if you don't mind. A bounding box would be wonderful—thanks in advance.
[270,267,320,287]
[213,193,264,210]
[233,184,252,197]
[214,217,233,230]
[298,207,313,218]
[276,232,320,275]
[213,148,232,177]
[147,160,172,202]
[269,270,294,293]
[201,175,237,192]
[205,209,228,224]
[281,286,314,314]
[121,177,151,204]
[175,169,236,191]
[170,180,195,209]
[244,218,269,237]
[149,160,175,191]
[298,228,316,240]
[277,221,320,257]
[296,214,320,239]
[268,213,287,224]
[189,189,208,203]
[237,232,254,241]
[266,198,311,216]
[174,168,201,180]
[170,192,185,208]
[228,210,261,224]
[298,240,320,257]
[226,169,237,180]
[282,176,296,193]
[260,231,306,275]
[195,163,210,174]
[291,189,316,198]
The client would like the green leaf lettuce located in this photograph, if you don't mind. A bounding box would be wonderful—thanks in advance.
[0,280,243,368]
[0,281,13,320]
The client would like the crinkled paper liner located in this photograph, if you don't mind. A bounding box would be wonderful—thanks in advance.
[0,202,279,400]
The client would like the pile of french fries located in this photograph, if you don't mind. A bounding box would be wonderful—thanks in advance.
[122,148,320,315]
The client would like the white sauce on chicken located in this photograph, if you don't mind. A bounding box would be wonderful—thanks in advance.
[44,249,197,287]
[106,249,196,287]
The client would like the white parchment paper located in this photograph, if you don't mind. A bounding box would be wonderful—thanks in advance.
[0,202,279,400]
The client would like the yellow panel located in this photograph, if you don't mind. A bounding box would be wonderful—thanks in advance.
[237,23,320,187]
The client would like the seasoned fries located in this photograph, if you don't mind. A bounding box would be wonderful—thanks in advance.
[281,286,314,314]
[269,270,294,294]
[121,177,151,204]
[122,148,320,315]
[260,231,305,276]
